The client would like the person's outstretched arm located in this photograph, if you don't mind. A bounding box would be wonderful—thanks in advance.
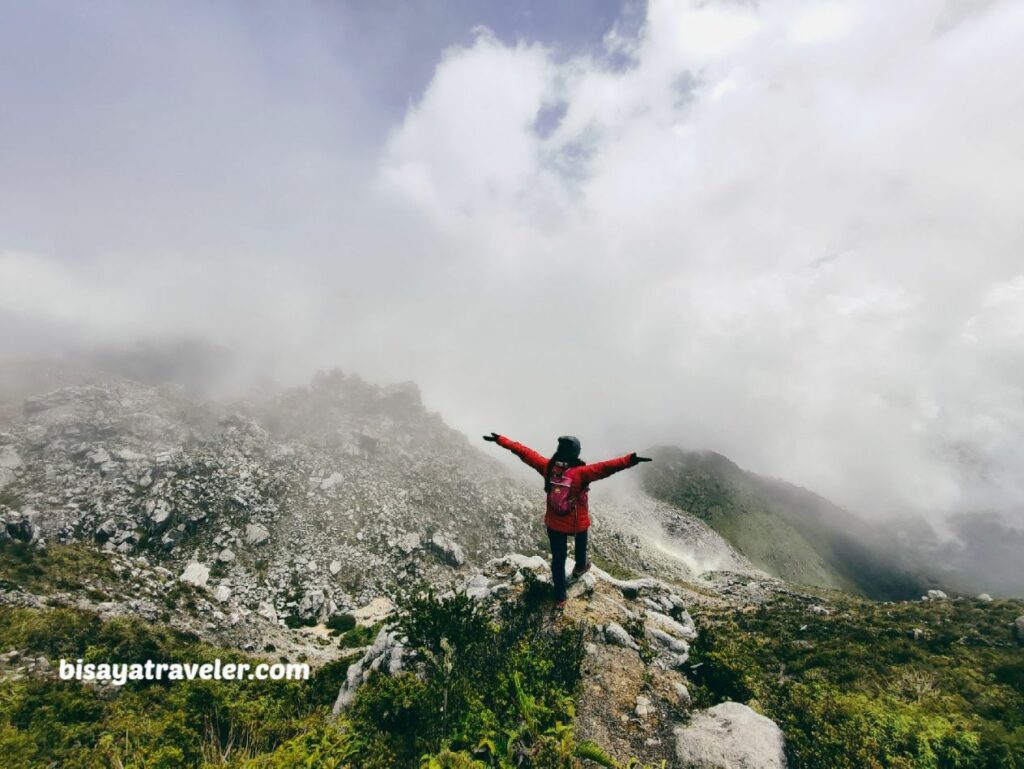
[578,452,652,484]
[483,432,549,475]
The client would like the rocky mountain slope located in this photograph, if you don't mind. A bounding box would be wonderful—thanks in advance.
[1,361,1023,767]
[638,447,934,599]
[0,364,770,631]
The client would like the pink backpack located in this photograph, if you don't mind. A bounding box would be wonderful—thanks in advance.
[547,469,588,516]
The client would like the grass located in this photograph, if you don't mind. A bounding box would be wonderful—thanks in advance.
[686,593,1024,768]
[0,540,120,594]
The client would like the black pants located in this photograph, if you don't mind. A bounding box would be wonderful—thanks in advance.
[547,527,588,601]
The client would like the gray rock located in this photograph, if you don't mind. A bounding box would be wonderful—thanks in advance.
[647,609,696,640]
[333,629,406,713]
[646,627,690,667]
[257,601,278,623]
[394,532,422,554]
[212,585,232,603]
[179,562,210,587]
[674,701,787,769]
[146,500,172,532]
[0,447,21,489]
[429,533,465,567]
[604,622,640,650]
[1016,615,1024,642]
[0,446,22,470]
[567,572,596,599]
[926,589,948,601]
[329,560,342,575]
[320,472,344,491]
[673,682,692,707]
[977,593,993,602]
[5,516,35,543]
[87,447,111,466]
[635,695,653,718]
[95,519,118,543]
[217,548,236,563]
[245,523,270,547]
[488,553,547,571]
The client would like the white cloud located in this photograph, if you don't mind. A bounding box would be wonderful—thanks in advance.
[366,0,1024,518]
[3,0,1024,521]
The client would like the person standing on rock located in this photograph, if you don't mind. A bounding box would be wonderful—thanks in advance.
[483,433,651,606]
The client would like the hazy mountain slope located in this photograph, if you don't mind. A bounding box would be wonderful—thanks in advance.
[0,368,544,625]
[638,447,931,599]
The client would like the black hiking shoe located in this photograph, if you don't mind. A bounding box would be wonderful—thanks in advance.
[570,561,591,580]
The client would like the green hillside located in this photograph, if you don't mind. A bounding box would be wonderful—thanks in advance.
[639,447,931,599]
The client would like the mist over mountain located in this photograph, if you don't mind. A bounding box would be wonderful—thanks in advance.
[1,348,1018,600]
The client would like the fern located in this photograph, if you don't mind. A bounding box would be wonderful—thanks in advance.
[574,739,620,767]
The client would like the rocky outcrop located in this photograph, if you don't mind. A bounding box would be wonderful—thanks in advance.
[673,701,787,769]
[328,552,733,767]
[333,629,406,713]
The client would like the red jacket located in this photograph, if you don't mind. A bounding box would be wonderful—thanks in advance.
[496,435,635,534]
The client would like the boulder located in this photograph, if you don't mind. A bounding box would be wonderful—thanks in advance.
[674,701,787,769]
[5,516,36,543]
[635,695,653,718]
[674,682,692,708]
[429,533,465,567]
[146,500,172,533]
[1016,615,1024,642]
[604,622,640,650]
[212,585,232,603]
[977,594,993,602]
[926,589,948,601]
[179,561,210,588]
[567,572,596,599]
[394,532,422,554]
[329,560,342,575]
[217,548,236,563]
[646,627,690,668]
[95,519,118,543]
[319,472,344,491]
[257,601,278,623]
[245,523,270,547]
[647,609,696,640]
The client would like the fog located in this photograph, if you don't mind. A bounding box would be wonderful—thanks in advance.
[2,0,1023,525]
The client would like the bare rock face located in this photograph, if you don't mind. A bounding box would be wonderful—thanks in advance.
[673,702,787,769]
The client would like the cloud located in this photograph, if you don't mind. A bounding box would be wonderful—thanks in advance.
[3,0,1024,521]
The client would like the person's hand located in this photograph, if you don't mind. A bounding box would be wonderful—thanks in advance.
[483,432,500,442]
[629,452,652,465]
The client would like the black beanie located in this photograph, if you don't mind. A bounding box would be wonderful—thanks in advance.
[554,435,581,461]
[545,435,583,491]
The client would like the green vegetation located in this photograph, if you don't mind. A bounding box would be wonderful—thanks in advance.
[326,612,357,634]
[0,540,120,594]
[0,570,655,767]
[0,605,348,768]
[687,594,1024,768]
